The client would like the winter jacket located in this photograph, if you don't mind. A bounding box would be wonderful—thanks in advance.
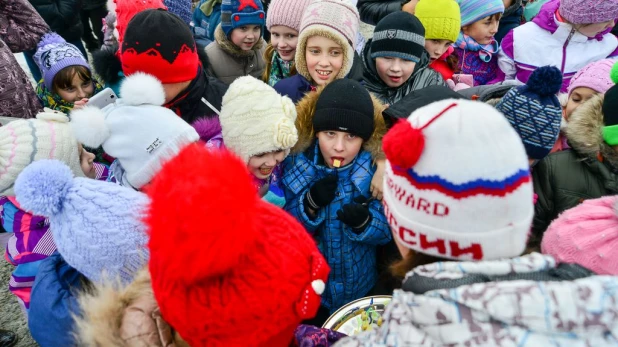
[356,0,399,25]
[29,252,88,347]
[0,0,48,119]
[192,0,221,47]
[499,0,618,93]
[282,88,390,313]
[495,0,523,44]
[362,42,445,106]
[532,94,618,246]
[335,253,618,347]
[29,0,83,42]
[81,0,106,10]
[205,24,266,85]
[74,268,189,347]
[454,46,504,86]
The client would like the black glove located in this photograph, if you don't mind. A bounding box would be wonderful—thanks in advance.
[305,175,338,210]
[337,196,372,232]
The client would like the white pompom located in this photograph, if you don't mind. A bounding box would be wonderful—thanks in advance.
[120,72,166,106]
[70,106,111,148]
[311,279,325,295]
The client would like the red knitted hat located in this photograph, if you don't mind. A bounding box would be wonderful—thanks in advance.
[114,0,166,46]
[121,9,199,84]
[146,143,329,347]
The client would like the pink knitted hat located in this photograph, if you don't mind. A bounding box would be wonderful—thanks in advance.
[559,0,618,24]
[568,59,617,97]
[542,196,618,275]
[266,0,312,31]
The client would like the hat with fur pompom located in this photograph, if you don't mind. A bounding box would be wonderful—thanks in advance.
[70,73,199,189]
[14,160,149,284]
[147,143,329,346]
[220,76,298,163]
[0,109,84,196]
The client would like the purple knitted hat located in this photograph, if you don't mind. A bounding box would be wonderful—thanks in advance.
[266,0,312,31]
[559,0,618,24]
[568,59,617,96]
[33,33,91,91]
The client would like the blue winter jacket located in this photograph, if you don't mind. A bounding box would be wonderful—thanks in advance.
[28,252,86,347]
[192,0,221,47]
[282,142,391,313]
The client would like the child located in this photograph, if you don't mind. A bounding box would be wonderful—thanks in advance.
[262,0,311,86]
[282,79,392,323]
[362,11,445,106]
[220,76,298,207]
[415,0,461,81]
[454,0,505,86]
[499,0,618,92]
[204,0,267,85]
[274,0,360,103]
[33,33,104,113]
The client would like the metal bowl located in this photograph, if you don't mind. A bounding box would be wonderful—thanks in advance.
[322,295,392,336]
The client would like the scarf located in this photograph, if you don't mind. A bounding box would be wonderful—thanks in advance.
[268,52,294,87]
[455,32,499,63]
[36,78,104,114]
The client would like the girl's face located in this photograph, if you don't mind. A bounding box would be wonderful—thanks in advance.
[316,131,363,168]
[576,20,615,38]
[248,150,286,179]
[463,15,500,45]
[56,74,94,103]
[270,25,299,61]
[305,36,344,86]
[424,39,453,61]
[78,143,96,179]
[375,57,416,88]
[564,87,597,121]
[230,25,261,51]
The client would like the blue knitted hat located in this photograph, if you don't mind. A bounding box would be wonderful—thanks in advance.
[164,0,193,25]
[33,33,91,91]
[221,0,265,37]
[495,66,563,160]
[14,160,150,284]
[456,0,504,26]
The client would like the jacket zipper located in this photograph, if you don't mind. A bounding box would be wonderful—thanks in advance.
[561,28,576,74]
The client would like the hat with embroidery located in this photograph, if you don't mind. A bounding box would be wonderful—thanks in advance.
[33,33,91,91]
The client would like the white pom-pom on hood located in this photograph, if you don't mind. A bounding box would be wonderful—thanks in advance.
[70,106,111,148]
[119,72,166,106]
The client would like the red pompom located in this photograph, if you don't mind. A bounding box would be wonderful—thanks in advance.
[383,120,425,168]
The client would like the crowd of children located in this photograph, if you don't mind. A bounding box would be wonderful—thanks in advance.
[2,0,618,345]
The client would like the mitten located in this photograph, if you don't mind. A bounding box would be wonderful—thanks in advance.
[336,196,372,232]
[305,175,338,210]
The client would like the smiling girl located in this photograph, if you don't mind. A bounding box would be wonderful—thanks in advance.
[274,0,360,103]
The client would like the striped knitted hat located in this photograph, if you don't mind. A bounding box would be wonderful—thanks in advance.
[371,12,425,63]
[456,0,504,26]
[382,99,533,261]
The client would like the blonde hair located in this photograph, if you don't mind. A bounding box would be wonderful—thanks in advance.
[261,43,298,84]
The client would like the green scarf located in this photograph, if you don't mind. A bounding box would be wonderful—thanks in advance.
[268,51,294,87]
[36,78,105,114]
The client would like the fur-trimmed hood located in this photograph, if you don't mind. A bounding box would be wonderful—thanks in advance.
[565,94,618,167]
[74,268,188,347]
[214,24,264,58]
[291,86,387,161]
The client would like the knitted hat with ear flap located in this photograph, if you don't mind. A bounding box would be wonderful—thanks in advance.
[382,99,533,261]
[220,76,298,163]
[146,144,329,346]
[295,0,360,82]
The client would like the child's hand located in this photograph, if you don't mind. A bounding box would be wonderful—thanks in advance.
[73,98,89,110]
[305,175,338,210]
[337,197,372,232]
[370,159,385,201]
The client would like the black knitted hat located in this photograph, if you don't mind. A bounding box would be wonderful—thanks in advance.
[370,11,426,63]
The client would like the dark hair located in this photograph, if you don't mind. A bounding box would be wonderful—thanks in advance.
[52,65,92,93]
[390,250,449,279]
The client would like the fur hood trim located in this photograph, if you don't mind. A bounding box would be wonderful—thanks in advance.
[565,94,618,166]
[291,86,387,161]
[214,24,264,59]
[294,27,353,83]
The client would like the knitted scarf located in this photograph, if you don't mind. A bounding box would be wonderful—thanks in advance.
[36,78,104,114]
[268,52,294,87]
[455,33,499,63]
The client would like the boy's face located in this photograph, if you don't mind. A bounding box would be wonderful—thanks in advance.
[248,150,286,179]
[270,25,299,61]
[462,15,500,45]
[424,39,453,61]
[316,131,363,168]
[305,36,344,86]
[564,87,596,121]
[375,57,416,88]
[230,25,261,51]
[56,74,94,103]
[78,143,96,179]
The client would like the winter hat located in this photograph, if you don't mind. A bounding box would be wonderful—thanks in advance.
[295,0,360,82]
[33,33,91,91]
[70,73,199,189]
[147,144,329,346]
[382,99,533,261]
[370,12,425,63]
[220,76,298,163]
[559,0,618,24]
[456,0,504,26]
[163,0,192,24]
[542,196,618,275]
[14,160,149,284]
[0,109,84,196]
[220,0,266,37]
[121,9,199,84]
[266,0,312,31]
[568,59,617,97]
[415,0,461,42]
[114,0,166,46]
[313,79,374,141]
[602,83,618,145]
[495,66,563,160]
